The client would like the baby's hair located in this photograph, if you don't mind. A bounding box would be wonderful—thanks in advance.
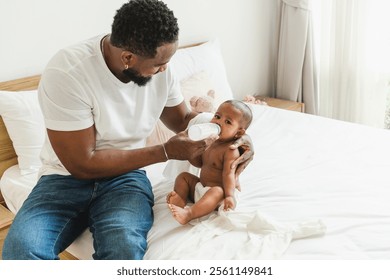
[223,100,253,129]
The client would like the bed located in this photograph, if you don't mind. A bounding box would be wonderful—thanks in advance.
[1,39,390,260]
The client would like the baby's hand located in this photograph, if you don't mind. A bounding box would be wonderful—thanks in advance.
[223,196,235,211]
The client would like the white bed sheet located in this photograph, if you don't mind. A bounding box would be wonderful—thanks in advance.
[1,105,390,259]
[146,105,390,259]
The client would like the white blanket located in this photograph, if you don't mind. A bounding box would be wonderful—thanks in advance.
[155,206,325,259]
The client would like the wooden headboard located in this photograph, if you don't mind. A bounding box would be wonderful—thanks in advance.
[0,75,41,178]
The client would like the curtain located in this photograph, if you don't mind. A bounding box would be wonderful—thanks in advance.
[385,94,390,129]
[312,0,390,128]
[275,0,318,114]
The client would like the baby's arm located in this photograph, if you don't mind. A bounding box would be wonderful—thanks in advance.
[222,148,240,210]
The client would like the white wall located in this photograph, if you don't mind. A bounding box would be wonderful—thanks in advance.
[0,0,279,99]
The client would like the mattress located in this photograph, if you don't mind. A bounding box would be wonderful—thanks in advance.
[1,105,390,259]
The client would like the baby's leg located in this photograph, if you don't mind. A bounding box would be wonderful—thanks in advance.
[190,186,224,219]
[170,186,224,225]
[168,204,192,225]
[167,172,199,208]
[166,191,186,208]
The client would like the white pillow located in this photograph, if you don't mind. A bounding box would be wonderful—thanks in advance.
[0,90,45,175]
[170,38,233,101]
[181,71,224,110]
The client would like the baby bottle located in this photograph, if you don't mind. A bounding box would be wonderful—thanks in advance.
[188,123,221,141]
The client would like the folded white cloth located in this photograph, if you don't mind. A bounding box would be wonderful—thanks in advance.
[158,207,326,259]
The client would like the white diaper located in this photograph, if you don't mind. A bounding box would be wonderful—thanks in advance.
[194,182,211,203]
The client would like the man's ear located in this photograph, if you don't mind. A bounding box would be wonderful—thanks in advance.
[235,128,246,139]
[121,51,136,67]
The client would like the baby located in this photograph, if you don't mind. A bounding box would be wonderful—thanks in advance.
[167,100,253,224]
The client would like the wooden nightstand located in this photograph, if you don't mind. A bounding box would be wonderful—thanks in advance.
[0,204,15,259]
[0,192,6,208]
[255,96,305,112]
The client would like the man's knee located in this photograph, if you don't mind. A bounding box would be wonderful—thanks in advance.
[2,229,57,260]
[93,228,147,260]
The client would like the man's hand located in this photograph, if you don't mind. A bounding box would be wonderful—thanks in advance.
[229,134,254,178]
[164,130,218,161]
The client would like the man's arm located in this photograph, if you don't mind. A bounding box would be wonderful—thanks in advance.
[47,102,215,180]
[47,126,168,180]
[159,101,198,133]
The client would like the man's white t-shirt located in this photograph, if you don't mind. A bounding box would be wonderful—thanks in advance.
[38,35,184,176]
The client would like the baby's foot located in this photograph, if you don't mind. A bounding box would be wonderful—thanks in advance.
[166,191,186,208]
[168,204,192,225]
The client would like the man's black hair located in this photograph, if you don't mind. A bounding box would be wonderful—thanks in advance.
[111,0,179,58]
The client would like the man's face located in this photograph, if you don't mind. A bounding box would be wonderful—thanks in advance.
[123,42,178,86]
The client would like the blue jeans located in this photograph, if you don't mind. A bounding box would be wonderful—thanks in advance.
[2,170,154,260]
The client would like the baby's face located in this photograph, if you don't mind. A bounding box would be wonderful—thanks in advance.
[211,103,244,140]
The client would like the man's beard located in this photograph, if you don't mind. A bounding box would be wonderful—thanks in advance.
[123,67,152,86]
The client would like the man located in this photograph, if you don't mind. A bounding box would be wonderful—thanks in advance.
[3,0,252,260]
